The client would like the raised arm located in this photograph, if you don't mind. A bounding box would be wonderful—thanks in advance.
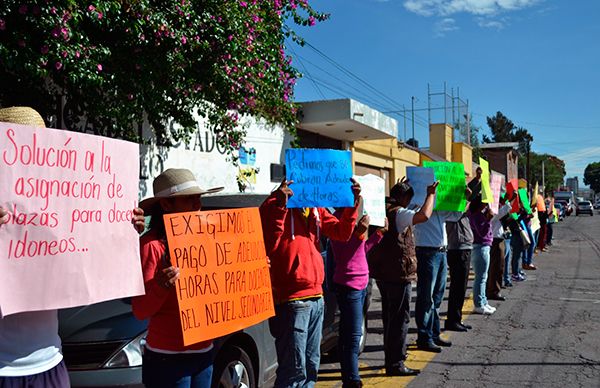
[413,181,438,225]
[259,180,292,256]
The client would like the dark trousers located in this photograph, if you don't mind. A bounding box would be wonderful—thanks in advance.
[376,281,412,369]
[446,249,471,325]
[0,361,70,388]
[487,238,505,298]
[538,222,547,250]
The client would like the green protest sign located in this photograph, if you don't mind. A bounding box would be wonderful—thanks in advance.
[518,188,532,214]
[423,161,467,212]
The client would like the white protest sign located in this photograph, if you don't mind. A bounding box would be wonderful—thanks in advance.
[406,167,435,208]
[354,174,386,227]
[490,172,505,214]
[0,122,144,316]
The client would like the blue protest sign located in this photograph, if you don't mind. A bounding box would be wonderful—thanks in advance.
[406,166,435,208]
[285,148,354,208]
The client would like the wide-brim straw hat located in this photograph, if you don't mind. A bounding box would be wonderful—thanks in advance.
[0,106,46,128]
[139,168,224,212]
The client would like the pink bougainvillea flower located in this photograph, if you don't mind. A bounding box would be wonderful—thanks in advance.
[97,12,103,19]
[181,36,187,44]
[239,1,248,7]
[308,16,316,26]
[55,61,63,70]
[0,19,5,31]
[61,50,68,58]
[88,5,96,12]
[75,50,80,58]
[97,64,103,71]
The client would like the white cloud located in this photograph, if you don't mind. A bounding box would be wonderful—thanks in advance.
[434,18,460,36]
[476,17,507,29]
[403,0,540,17]
[559,146,600,178]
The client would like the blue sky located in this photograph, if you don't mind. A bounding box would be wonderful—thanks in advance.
[289,0,600,185]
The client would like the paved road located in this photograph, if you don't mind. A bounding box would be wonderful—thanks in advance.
[317,212,600,387]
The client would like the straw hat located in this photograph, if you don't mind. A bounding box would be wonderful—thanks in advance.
[0,106,46,128]
[139,168,223,211]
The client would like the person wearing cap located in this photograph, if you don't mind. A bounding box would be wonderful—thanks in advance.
[371,178,437,376]
[260,178,360,388]
[0,107,145,388]
[413,184,467,352]
[132,168,223,388]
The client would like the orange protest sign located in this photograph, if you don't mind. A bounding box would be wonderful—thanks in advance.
[163,207,274,346]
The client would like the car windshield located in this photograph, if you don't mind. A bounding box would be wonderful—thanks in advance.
[578,202,590,206]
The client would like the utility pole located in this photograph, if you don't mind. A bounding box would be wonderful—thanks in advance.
[542,160,545,193]
[411,96,415,142]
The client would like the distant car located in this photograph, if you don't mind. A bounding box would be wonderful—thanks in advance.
[594,200,600,210]
[576,201,593,216]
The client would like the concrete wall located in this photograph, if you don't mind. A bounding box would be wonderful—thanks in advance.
[452,142,473,177]
[139,115,289,199]
[429,124,452,161]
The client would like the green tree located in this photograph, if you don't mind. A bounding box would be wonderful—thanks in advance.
[483,111,516,143]
[584,162,600,193]
[528,153,566,194]
[0,1,328,157]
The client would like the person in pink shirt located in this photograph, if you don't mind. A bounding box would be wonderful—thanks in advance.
[329,199,386,387]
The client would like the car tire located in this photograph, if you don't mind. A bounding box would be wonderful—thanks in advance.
[212,345,255,388]
[358,314,368,354]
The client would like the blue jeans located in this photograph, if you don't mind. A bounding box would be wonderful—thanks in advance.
[142,348,214,388]
[335,284,366,383]
[270,297,324,388]
[472,244,491,308]
[415,248,447,345]
[511,232,524,275]
[522,224,536,265]
[503,236,512,284]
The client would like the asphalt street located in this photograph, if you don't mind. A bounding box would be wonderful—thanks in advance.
[317,211,600,387]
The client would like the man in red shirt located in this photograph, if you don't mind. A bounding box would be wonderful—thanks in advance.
[260,179,360,387]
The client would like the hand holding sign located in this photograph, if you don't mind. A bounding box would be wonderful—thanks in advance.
[0,207,7,226]
[427,181,440,196]
[274,179,294,208]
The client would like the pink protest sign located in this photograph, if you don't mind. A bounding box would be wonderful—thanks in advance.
[490,172,505,214]
[0,122,144,316]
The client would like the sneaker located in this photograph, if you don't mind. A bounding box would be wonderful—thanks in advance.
[485,304,496,312]
[512,273,526,281]
[473,306,494,315]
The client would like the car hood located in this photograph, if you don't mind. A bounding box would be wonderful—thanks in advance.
[58,299,147,343]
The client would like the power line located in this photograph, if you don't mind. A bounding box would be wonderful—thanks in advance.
[287,44,326,100]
